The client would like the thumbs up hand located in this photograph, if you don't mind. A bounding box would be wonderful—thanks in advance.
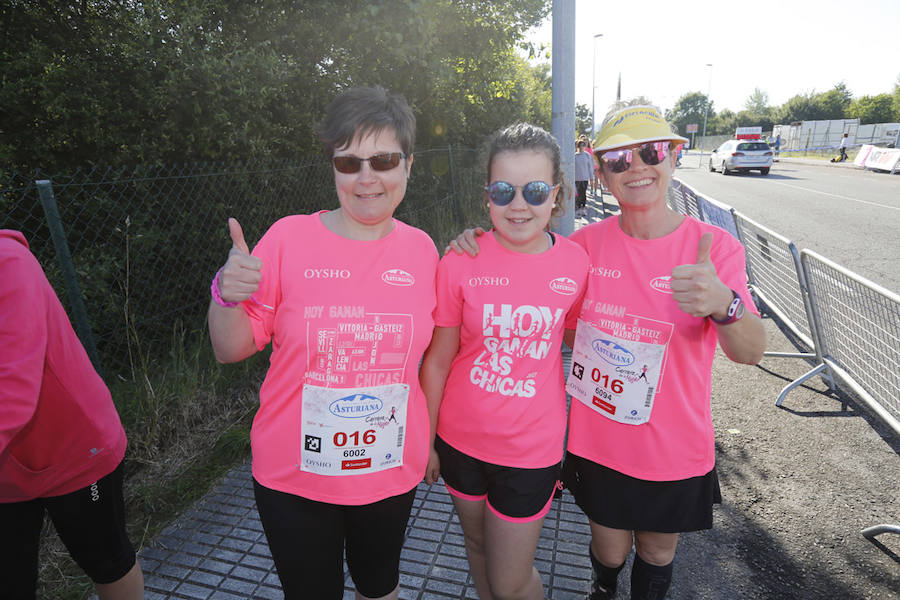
[217,218,263,304]
[670,232,732,318]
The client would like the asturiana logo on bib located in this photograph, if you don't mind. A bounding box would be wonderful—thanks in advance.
[549,277,577,295]
[381,268,415,286]
[329,394,384,418]
[591,338,635,367]
[649,275,673,294]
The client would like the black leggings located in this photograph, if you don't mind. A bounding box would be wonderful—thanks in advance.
[253,479,415,599]
[575,180,588,208]
[0,461,136,599]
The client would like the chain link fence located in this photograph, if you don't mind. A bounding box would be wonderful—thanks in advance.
[0,146,488,379]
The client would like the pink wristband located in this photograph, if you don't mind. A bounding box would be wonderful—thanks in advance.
[211,268,239,308]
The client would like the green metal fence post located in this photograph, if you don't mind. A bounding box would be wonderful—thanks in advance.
[447,145,464,229]
[35,179,103,373]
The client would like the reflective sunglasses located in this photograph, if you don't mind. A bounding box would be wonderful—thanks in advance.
[332,152,405,174]
[484,181,556,206]
[596,141,670,173]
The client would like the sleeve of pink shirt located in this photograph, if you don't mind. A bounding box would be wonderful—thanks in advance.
[565,228,590,330]
[242,219,284,350]
[0,239,48,456]
[434,253,465,328]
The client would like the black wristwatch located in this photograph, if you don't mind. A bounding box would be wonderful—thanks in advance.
[709,290,745,325]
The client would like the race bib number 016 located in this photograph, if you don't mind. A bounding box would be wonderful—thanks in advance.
[300,383,408,476]
[566,319,664,425]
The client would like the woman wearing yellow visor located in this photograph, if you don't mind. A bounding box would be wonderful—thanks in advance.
[449,103,765,599]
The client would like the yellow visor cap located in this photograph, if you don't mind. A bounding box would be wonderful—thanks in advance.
[594,105,689,151]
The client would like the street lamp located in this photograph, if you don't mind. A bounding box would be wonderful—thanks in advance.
[701,63,713,152]
[591,33,603,139]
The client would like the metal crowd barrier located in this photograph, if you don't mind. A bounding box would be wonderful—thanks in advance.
[668,179,738,239]
[668,179,897,433]
[667,176,900,545]
[801,250,900,432]
[730,212,837,401]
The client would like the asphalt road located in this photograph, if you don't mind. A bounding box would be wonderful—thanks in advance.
[671,155,900,294]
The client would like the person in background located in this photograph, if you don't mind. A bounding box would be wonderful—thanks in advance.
[447,103,766,600]
[838,132,849,162]
[208,86,437,600]
[773,134,781,160]
[421,123,588,600]
[1,230,144,600]
[579,134,600,196]
[574,139,594,217]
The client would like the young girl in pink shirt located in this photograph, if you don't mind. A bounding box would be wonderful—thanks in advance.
[420,123,588,600]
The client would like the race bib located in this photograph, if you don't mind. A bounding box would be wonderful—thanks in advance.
[300,383,408,475]
[566,319,664,425]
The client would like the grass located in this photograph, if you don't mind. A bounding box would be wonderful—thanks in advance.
[37,324,268,599]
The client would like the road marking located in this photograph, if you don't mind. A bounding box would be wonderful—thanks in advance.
[768,181,899,211]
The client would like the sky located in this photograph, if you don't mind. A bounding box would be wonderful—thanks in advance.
[525,0,900,120]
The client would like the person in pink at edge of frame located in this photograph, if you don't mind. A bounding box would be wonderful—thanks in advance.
[208,86,437,600]
[0,231,144,600]
[420,123,589,600]
[446,103,766,600]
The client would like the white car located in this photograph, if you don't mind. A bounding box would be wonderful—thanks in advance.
[709,140,773,175]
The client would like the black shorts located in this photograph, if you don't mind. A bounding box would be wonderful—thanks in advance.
[562,452,721,533]
[253,479,415,600]
[435,436,560,522]
[0,460,136,598]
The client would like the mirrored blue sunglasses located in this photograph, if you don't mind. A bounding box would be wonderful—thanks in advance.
[484,181,557,206]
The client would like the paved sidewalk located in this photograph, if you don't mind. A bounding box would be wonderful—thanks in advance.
[136,461,597,600]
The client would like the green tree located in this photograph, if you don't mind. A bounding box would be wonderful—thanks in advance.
[711,109,737,135]
[666,92,713,138]
[728,110,774,134]
[848,94,895,124]
[744,88,770,114]
[575,103,593,137]
[816,82,853,119]
[776,93,824,123]
[1,0,552,170]
[892,75,900,121]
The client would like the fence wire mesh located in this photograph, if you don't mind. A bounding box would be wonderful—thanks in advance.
[0,147,485,378]
[802,250,900,430]
[734,212,816,349]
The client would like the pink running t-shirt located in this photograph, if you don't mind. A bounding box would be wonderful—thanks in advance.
[435,232,588,468]
[567,216,757,481]
[243,213,437,505]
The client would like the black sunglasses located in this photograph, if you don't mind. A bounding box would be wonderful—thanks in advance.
[332,152,405,174]
[484,181,557,206]
[596,141,670,173]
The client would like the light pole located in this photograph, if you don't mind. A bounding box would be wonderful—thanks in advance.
[701,63,713,153]
[591,33,603,139]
